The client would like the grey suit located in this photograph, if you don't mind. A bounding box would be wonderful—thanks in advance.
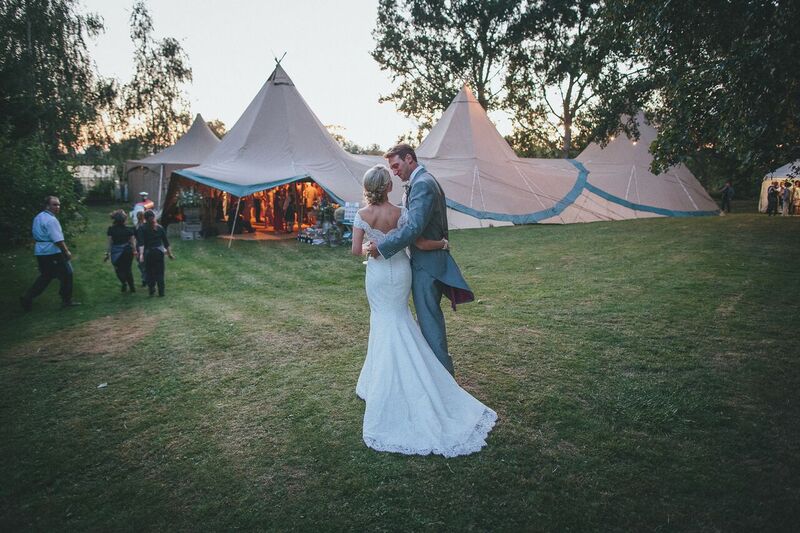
[377,166,474,375]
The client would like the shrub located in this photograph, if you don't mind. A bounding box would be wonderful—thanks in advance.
[0,131,86,245]
[85,179,117,204]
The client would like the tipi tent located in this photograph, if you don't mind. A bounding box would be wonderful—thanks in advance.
[759,160,798,212]
[415,89,717,226]
[126,113,220,209]
[573,113,719,219]
[416,86,604,227]
[174,65,370,205]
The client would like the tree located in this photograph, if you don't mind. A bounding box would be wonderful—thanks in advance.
[0,0,110,156]
[0,129,86,244]
[207,119,226,139]
[122,0,192,152]
[505,0,633,158]
[372,0,523,132]
[326,125,384,155]
[604,0,800,191]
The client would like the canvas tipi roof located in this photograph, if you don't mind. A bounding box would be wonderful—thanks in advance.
[418,85,611,225]
[574,112,719,218]
[419,89,718,224]
[128,113,220,167]
[175,65,369,203]
[125,113,221,209]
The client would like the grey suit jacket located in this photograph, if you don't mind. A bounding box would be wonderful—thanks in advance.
[377,167,474,308]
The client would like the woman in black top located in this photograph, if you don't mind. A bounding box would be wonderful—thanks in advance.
[137,210,174,296]
[105,210,137,292]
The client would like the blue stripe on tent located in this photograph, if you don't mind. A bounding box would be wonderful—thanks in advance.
[567,160,720,217]
[445,161,590,224]
[174,169,346,205]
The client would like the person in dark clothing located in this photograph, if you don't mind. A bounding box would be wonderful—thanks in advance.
[225,197,254,234]
[719,180,734,213]
[134,210,148,286]
[273,188,285,232]
[284,191,297,233]
[253,194,262,224]
[105,210,136,292]
[767,181,779,216]
[137,210,174,297]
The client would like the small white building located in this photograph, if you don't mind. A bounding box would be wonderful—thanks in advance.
[69,165,119,190]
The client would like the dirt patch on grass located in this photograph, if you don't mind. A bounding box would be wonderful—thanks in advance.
[716,292,744,318]
[2,310,161,360]
[711,350,749,371]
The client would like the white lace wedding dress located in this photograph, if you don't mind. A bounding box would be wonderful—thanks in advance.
[354,208,497,457]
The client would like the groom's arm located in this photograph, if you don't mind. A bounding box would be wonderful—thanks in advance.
[377,179,436,259]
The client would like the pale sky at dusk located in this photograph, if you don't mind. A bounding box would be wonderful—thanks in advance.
[80,0,512,150]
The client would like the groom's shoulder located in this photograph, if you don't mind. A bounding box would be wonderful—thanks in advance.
[416,170,438,186]
[418,166,436,179]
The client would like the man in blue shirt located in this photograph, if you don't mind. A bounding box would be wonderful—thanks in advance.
[20,196,80,311]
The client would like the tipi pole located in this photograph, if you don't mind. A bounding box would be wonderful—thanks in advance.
[157,164,164,210]
[228,197,242,249]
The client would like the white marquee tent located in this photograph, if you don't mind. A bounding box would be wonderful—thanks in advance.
[759,160,799,212]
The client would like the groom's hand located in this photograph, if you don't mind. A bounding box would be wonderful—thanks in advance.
[367,242,380,258]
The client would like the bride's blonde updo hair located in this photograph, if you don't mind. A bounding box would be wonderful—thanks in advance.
[362,165,391,205]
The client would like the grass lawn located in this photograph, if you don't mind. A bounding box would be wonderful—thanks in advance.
[1,202,798,531]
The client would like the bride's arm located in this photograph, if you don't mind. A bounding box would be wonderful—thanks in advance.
[414,236,448,251]
[351,227,366,256]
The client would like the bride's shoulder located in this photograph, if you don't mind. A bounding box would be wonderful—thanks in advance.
[355,206,375,227]
[357,204,373,216]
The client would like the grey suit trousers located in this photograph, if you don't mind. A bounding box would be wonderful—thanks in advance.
[412,266,453,375]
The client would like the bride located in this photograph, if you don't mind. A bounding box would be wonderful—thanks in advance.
[351,165,497,457]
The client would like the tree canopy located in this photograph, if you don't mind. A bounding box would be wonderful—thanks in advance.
[604,0,800,181]
[0,0,109,156]
[121,0,192,152]
[372,0,523,131]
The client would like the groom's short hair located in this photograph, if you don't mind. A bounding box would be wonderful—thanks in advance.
[384,143,417,163]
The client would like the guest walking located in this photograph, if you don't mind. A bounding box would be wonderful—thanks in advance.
[137,210,175,297]
[134,210,148,286]
[19,196,80,310]
[105,210,136,293]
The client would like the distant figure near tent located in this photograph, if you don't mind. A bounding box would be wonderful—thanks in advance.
[719,181,734,213]
[759,160,799,213]
[132,191,155,219]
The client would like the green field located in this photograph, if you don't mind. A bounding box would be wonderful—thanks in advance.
[1,204,798,531]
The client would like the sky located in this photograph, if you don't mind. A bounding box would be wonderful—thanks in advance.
[80,0,512,150]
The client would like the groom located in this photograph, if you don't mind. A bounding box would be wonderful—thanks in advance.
[367,143,474,375]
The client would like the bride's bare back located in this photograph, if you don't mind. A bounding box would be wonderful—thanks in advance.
[357,202,403,234]
[351,201,445,257]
